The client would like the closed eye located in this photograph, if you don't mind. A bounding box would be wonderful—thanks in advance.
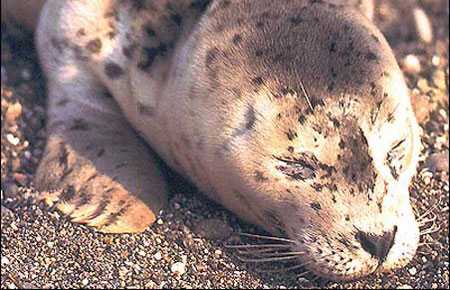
[386,138,407,179]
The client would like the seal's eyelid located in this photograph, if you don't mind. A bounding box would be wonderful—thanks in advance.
[391,138,406,151]
[386,138,406,163]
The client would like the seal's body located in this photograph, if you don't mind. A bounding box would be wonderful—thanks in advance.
[9,0,422,281]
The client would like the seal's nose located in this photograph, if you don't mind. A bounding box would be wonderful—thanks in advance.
[356,226,397,261]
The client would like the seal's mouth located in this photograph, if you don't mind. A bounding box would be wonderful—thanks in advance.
[224,224,407,282]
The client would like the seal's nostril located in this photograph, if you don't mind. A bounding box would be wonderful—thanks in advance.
[356,226,397,261]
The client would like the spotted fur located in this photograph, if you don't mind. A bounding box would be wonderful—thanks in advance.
[3,0,423,281]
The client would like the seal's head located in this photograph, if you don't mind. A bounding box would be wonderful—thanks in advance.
[173,0,421,280]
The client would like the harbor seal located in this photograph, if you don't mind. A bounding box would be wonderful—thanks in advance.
[4,0,422,281]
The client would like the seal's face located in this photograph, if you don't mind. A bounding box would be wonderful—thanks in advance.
[179,0,422,281]
[269,85,421,280]
[221,73,421,280]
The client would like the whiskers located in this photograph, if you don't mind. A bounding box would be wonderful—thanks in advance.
[415,195,443,238]
[412,195,444,257]
[223,232,325,283]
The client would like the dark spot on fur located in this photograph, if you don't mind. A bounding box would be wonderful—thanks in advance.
[70,119,90,131]
[330,41,336,53]
[298,115,306,125]
[170,13,182,26]
[129,0,145,10]
[331,117,340,128]
[251,76,264,86]
[56,99,70,107]
[387,110,396,123]
[138,102,156,116]
[86,38,102,54]
[232,34,243,45]
[287,146,294,153]
[345,215,350,221]
[108,31,116,39]
[73,45,89,61]
[232,105,256,136]
[97,149,105,158]
[327,82,335,92]
[76,28,86,37]
[103,201,132,228]
[104,62,124,79]
[145,26,156,37]
[310,202,322,211]
[122,42,137,58]
[60,185,76,202]
[245,106,256,130]
[371,34,380,43]
[50,38,63,53]
[285,129,297,141]
[289,16,303,25]
[205,47,218,68]
[255,170,268,182]
[311,183,323,192]
[339,139,346,149]
[138,43,168,70]
[189,0,211,12]
[274,152,319,180]
[365,51,378,61]
[255,50,263,57]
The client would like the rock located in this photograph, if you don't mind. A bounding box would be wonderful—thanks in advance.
[194,218,233,240]
[5,102,22,121]
[13,173,29,186]
[6,133,20,146]
[1,256,10,265]
[413,8,433,43]
[403,54,421,74]
[425,152,449,173]
[171,261,186,275]
[153,252,162,261]
[408,267,417,276]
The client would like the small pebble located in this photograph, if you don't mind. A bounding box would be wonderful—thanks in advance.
[5,102,22,121]
[431,55,440,66]
[13,173,28,186]
[397,284,413,289]
[214,249,222,258]
[1,256,10,265]
[408,267,417,276]
[171,262,186,275]
[10,222,18,231]
[6,134,20,146]
[403,54,421,74]
[413,8,433,43]
[21,69,31,81]
[153,252,162,260]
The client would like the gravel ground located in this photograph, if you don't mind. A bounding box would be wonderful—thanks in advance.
[1,1,449,289]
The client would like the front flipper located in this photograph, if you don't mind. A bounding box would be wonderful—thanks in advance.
[35,64,168,233]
